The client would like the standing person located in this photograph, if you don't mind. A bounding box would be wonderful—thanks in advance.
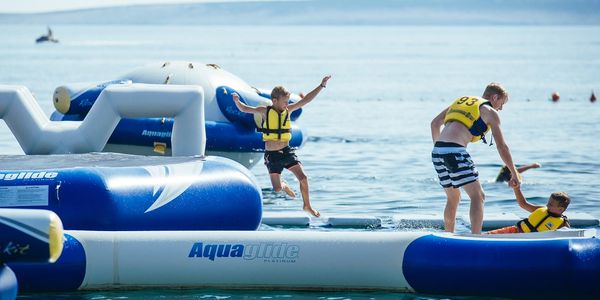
[430,82,520,234]
[232,75,331,217]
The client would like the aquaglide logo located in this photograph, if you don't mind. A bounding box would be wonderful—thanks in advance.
[188,242,299,263]
[0,171,58,181]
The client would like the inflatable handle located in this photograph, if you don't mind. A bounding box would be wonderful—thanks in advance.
[53,80,132,115]
[0,209,64,263]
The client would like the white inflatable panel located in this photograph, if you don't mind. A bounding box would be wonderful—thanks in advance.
[326,214,381,227]
[393,214,446,229]
[564,212,599,228]
[0,84,205,157]
[479,213,521,231]
[73,230,427,291]
[261,212,310,226]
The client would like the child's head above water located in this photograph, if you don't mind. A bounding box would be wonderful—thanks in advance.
[547,192,570,216]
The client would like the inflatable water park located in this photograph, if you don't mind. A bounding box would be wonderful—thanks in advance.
[1,63,600,300]
[50,61,306,168]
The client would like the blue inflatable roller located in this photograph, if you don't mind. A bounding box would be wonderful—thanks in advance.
[0,153,262,231]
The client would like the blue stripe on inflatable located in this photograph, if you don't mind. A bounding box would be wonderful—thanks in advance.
[8,234,85,292]
[105,119,304,152]
[0,157,262,231]
[0,264,17,300]
[0,219,50,263]
[403,234,600,298]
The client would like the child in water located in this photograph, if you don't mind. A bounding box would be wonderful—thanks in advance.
[232,75,331,217]
[488,186,570,234]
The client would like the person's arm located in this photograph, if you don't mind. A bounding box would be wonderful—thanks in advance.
[430,107,449,143]
[484,108,520,188]
[516,163,541,174]
[287,75,331,112]
[232,93,266,115]
[513,186,543,213]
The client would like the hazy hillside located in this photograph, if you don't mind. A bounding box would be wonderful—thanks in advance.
[1,0,600,25]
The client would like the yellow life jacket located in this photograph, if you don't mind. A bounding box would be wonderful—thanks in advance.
[260,106,291,142]
[444,96,491,143]
[518,207,566,233]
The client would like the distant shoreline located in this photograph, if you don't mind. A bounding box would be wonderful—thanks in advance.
[1,0,600,26]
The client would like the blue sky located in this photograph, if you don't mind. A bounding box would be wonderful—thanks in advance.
[0,0,272,13]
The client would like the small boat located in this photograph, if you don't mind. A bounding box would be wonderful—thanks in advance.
[35,26,58,43]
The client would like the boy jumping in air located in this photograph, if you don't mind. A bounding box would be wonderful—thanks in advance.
[233,75,331,217]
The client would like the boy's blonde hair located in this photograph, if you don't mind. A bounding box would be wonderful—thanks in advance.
[482,82,508,100]
[271,86,290,100]
[550,192,571,209]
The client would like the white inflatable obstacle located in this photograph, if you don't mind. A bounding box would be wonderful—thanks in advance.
[0,209,64,264]
[7,229,600,299]
[49,62,307,167]
[0,209,65,300]
[0,84,205,157]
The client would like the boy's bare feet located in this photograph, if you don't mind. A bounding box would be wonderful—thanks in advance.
[281,181,296,198]
[304,205,320,218]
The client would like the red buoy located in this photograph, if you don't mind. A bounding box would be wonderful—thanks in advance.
[591,91,597,103]
[551,91,560,102]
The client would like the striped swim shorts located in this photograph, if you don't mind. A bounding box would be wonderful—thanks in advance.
[431,141,479,188]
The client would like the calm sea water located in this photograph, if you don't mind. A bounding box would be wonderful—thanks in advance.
[1,25,600,299]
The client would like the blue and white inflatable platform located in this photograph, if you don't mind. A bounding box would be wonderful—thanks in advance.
[50,61,307,168]
[0,153,262,231]
[4,227,600,298]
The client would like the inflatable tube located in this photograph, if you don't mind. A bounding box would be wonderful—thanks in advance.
[0,209,63,263]
[403,231,600,298]
[0,153,262,231]
[0,84,206,157]
[0,264,17,300]
[8,234,85,292]
[53,80,132,115]
[6,229,600,298]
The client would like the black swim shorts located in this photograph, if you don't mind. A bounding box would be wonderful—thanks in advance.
[264,146,300,174]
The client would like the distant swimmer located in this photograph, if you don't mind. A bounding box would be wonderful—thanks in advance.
[36,26,59,43]
[233,75,331,217]
[551,91,560,102]
[496,162,541,183]
[487,186,570,234]
[431,82,520,234]
[591,90,597,103]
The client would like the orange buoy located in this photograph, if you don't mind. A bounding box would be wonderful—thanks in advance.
[591,91,597,103]
[551,91,560,102]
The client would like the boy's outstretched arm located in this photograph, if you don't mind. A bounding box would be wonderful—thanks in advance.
[288,75,331,112]
[232,93,266,114]
[514,186,543,213]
